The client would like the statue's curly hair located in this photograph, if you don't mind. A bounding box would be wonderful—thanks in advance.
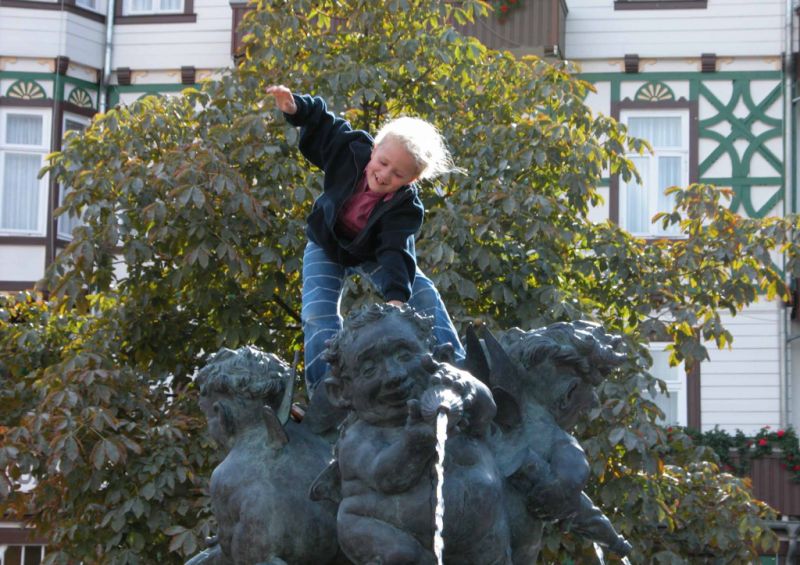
[324,304,433,382]
[196,345,288,408]
[499,321,625,387]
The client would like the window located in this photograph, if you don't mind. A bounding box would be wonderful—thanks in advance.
[646,344,687,426]
[124,0,182,14]
[0,545,45,565]
[620,110,689,237]
[75,0,97,10]
[0,110,50,236]
[614,0,708,9]
[57,116,89,240]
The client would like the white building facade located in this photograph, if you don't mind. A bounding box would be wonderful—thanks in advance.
[567,0,797,435]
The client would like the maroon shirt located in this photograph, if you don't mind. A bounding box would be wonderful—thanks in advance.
[336,173,396,238]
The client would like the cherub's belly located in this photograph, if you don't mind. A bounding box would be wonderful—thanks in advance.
[340,482,433,540]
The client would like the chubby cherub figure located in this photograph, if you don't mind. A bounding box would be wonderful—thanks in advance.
[319,304,512,565]
[188,346,344,565]
[466,322,632,562]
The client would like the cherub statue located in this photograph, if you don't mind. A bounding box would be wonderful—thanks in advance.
[464,321,633,562]
[314,304,513,565]
[185,346,346,565]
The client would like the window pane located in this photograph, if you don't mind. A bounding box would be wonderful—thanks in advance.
[23,545,43,565]
[65,119,86,133]
[6,114,43,146]
[657,156,681,235]
[628,116,681,147]
[625,156,649,233]
[2,153,42,231]
[650,389,679,425]
[58,120,86,239]
[159,0,182,11]
[5,546,22,565]
[75,0,95,8]
[650,349,680,382]
[129,0,152,11]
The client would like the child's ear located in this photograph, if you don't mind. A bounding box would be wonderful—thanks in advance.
[324,377,351,410]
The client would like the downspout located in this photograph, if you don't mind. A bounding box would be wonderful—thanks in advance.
[783,0,796,428]
[99,0,117,112]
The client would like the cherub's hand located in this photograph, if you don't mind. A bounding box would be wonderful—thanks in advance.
[405,399,436,447]
[266,84,297,115]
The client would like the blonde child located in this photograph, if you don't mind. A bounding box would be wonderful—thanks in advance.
[266,85,464,393]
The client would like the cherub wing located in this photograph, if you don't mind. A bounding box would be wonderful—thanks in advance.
[308,458,342,505]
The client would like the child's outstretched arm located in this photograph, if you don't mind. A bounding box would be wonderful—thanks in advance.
[265,84,358,172]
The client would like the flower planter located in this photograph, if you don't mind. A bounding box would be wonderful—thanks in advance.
[733,451,800,517]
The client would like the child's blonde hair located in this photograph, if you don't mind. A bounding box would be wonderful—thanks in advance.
[374,117,464,180]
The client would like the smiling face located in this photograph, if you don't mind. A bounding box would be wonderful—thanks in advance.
[341,315,429,425]
[364,138,420,195]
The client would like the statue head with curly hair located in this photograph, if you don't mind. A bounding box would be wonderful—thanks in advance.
[196,346,291,447]
[497,321,625,428]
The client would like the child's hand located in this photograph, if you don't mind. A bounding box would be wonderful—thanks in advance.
[266,85,297,115]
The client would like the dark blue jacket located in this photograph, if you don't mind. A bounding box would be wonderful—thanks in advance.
[285,94,424,303]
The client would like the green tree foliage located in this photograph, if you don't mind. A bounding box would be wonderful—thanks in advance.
[1,0,794,561]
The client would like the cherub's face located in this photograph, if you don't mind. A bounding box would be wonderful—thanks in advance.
[198,388,228,446]
[341,316,429,424]
[552,376,598,429]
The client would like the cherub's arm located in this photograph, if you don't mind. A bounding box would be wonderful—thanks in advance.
[356,402,437,494]
[508,435,589,520]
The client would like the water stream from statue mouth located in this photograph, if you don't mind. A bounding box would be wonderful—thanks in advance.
[433,410,448,565]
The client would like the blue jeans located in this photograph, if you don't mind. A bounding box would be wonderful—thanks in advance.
[301,241,465,392]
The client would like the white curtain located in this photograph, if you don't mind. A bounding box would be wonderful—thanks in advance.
[658,156,681,235]
[625,156,648,233]
[2,153,41,231]
[624,115,683,235]
[2,114,44,232]
[628,116,681,147]
[129,0,153,12]
[159,0,182,11]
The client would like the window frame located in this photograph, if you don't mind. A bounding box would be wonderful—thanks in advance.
[610,98,698,236]
[123,0,183,15]
[0,108,51,237]
[619,109,690,237]
[115,0,195,24]
[57,114,90,241]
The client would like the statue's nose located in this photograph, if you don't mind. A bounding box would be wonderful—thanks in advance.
[384,360,406,385]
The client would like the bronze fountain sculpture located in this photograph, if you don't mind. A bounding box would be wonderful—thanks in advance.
[186,304,632,564]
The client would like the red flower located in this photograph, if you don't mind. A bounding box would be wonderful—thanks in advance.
[778,429,786,438]
[500,4,508,12]
[793,464,800,471]
[758,438,768,447]
[510,0,517,3]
